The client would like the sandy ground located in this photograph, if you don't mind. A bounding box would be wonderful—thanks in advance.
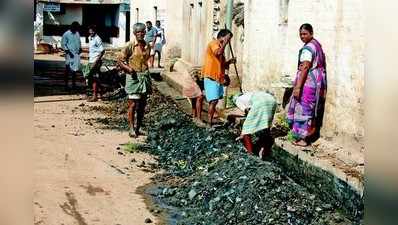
[34,95,158,225]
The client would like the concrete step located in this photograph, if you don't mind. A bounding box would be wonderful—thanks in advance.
[161,71,185,94]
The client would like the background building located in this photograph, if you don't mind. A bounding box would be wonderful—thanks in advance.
[129,0,180,58]
[242,0,364,140]
[153,0,364,144]
[34,0,131,48]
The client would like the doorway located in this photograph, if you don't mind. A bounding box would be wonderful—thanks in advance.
[82,4,119,43]
[126,11,130,42]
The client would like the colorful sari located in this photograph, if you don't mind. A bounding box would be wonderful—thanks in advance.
[287,38,327,140]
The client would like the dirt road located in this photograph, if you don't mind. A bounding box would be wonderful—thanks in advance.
[34,95,157,225]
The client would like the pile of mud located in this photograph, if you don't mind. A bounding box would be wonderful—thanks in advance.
[142,91,361,225]
[86,89,362,225]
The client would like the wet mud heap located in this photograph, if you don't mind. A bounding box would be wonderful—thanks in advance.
[88,89,362,225]
[141,90,361,225]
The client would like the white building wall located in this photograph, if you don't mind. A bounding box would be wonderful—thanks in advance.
[41,4,84,48]
[130,0,179,54]
[179,0,218,65]
[243,0,281,91]
[39,3,126,48]
[131,0,166,24]
[200,0,214,65]
[163,0,184,58]
[126,0,364,138]
[129,0,226,61]
[43,4,83,25]
[243,0,364,138]
[112,7,128,47]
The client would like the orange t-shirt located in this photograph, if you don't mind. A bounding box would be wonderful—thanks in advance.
[201,40,226,83]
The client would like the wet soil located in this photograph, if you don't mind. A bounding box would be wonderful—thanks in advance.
[89,88,363,225]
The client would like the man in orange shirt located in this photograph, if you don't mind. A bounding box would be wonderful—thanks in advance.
[202,29,236,126]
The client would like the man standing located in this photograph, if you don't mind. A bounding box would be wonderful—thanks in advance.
[201,29,236,126]
[118,23,152,138]
[61,21,82,90]
[144,21,158,68]
[154,20,165,68]
[83,25,105,102]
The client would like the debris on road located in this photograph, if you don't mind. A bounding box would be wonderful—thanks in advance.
[84,89,362,225]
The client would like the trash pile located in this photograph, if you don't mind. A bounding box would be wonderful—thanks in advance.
[141,90,360,225]
[85,89,361,224]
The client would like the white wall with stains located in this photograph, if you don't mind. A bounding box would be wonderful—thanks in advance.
[243,0,364,139]
[133,0,364,140]
[130,0,183,56]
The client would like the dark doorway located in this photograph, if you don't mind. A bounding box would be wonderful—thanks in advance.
[82,4,119,43]
[126,11,130,42]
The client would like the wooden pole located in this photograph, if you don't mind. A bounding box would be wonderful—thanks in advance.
[227,38,243,93]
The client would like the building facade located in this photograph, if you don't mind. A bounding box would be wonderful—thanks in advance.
[242,0,364,139]
[34,0,131,48]
[129,0,181,59]
[128,0,364,141]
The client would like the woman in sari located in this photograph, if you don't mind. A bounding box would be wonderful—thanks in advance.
[287,23,327,146]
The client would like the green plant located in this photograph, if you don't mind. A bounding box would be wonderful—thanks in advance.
[122,142,147,153]
[275,114,289,130]
[287,131,297,142]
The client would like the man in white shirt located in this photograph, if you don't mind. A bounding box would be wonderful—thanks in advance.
[154,20,165,68]
[61,21,82,90]
[144,21,158,68]
[85,25,105,102]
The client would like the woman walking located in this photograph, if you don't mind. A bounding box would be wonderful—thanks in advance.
[287,23,327,146]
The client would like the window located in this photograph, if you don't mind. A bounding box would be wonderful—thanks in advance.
[34,0,36,21]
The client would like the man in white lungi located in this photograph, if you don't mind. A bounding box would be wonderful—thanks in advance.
[144,21,158,68]
[82,25,105,102]
[154,20,165,68]
[61,21,82,90]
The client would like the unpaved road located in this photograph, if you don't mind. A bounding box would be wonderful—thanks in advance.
[34,95,157,225]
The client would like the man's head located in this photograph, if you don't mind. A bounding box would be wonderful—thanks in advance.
[146,21,152,30]
[70,21,80,33]
[88,25,97,37]
[133,23,146,41]
[155,20,161,27]
[217,29,233,44]
[299,23,314,43]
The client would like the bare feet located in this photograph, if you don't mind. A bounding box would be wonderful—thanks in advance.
[193,118,207,128]
[258,148,265,159]
[210,120,224,128]
[134,129,147,136]
[213,111,220,119]
[258,147,271,159]
[235,135,244,141]
[128,128,137,138]
[293,139,309,147]
[87,96,98,102]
